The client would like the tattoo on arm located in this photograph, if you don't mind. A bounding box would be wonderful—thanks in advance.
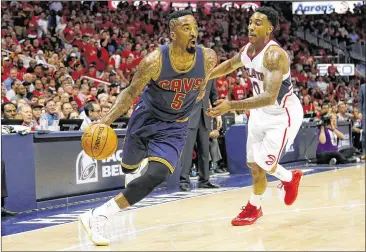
[229,47,285,111]
[230,52,244,70]
[197,48,217,101]
[103,50,161,125]
[208,51,243,81]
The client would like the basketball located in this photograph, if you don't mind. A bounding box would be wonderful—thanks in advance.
[81,124,118,160]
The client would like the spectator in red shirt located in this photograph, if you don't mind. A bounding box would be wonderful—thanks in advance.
[32,79,44,97]
[15,59,27,81]
[216,76,229,99]
[302,95,315,115]
[72,63,85,80]
[231,80,245,101]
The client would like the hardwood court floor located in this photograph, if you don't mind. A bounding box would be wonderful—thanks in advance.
[2,165,365,251]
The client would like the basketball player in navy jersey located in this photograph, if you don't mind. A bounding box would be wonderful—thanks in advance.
[206,7,304,226]
[79,10,217,245]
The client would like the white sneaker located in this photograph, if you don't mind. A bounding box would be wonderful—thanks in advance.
[125,159,148,187]
[79,209,110,246]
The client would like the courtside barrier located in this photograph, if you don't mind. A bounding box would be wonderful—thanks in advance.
[225,121,353,174]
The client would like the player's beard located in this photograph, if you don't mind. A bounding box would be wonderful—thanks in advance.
[186,46,196,54]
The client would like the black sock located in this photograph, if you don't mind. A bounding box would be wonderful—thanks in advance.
[123,161,170,206]
[1,197,4,207]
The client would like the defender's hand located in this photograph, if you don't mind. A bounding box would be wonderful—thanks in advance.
[206,99,230,117]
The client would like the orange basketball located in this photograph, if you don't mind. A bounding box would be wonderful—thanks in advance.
[81,124,118,160]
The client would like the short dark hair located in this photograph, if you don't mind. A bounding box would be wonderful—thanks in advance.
[168,10,193,22]
[167,10,193,31]
[255,6,279,30]
[44,99,55,107]
[84,101,96,117]
[1,102,16,113]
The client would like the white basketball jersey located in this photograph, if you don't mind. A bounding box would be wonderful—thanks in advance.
[240,40,300,115]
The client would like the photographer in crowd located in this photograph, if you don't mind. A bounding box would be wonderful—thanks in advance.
[316,113,360,165]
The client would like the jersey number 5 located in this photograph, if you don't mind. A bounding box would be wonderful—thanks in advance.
[171,93,186,110]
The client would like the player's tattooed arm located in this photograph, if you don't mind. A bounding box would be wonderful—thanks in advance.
[229,46,286,111]
[207,51,244,80]
[101,50,162,125]
[197,48,218,101]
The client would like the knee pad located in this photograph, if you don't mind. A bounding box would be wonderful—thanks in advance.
[121,165,138,174]
[144,161,170,188]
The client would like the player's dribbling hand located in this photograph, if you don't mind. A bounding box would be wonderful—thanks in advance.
[206,99,230,117]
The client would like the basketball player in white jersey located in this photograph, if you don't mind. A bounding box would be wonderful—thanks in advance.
[206,6,304,226]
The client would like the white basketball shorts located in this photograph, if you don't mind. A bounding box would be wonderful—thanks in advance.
[246,105,303,171]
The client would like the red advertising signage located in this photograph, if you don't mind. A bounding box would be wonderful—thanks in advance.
[109,1,260,12]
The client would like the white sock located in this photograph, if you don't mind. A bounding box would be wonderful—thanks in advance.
[93,198,121,219]
[271,164,292,182]
[249,192,263,209]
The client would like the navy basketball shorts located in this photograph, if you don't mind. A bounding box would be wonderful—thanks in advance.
[120,101,189,173]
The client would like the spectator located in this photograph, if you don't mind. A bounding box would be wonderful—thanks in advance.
[44,99,59,126]
[337,102,351,122]
[302,95,314,115]
[316,113,359,165]
[61,102,73,119]
[31,103,43,125]
[1,85,9,103]
[100,105,111,118]
[1,102,17,120]
[3,68,20,91]
[18,104,36,129]
[68,111,80,119]
[6,81,19,101]
[80,101,101,131]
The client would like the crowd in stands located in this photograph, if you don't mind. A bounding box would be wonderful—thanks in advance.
[1,1,364,150]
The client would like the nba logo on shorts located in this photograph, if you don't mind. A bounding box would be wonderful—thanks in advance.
[76,150,98,184]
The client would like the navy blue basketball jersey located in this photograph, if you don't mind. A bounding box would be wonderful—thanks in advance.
[141,44,205,121]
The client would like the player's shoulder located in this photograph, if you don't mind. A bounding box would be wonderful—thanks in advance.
[201,47,217,62]
[201,46,218,73]
[264,41,288,59]
[142,48,162,67]
[263,42,289,71]
[140,48,162,80]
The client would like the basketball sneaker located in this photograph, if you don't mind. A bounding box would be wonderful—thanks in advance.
[79,209,110,246]
[231,201,263,226]
[279,169,303,206]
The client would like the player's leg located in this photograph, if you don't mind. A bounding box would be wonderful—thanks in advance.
[79,102,149,245]
[254,111,304,206]
[245,112,268,205]
[232,113,267,226]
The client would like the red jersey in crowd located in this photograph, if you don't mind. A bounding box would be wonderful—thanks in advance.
[232,84,245,100]
[216,77,229,99]
[302,103,314,114]
[16,67,27,81]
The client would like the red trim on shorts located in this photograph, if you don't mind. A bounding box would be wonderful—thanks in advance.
[276,108,291,164]
[286,107,291,127]
[276,128,288,164]
[282,92,293,108]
